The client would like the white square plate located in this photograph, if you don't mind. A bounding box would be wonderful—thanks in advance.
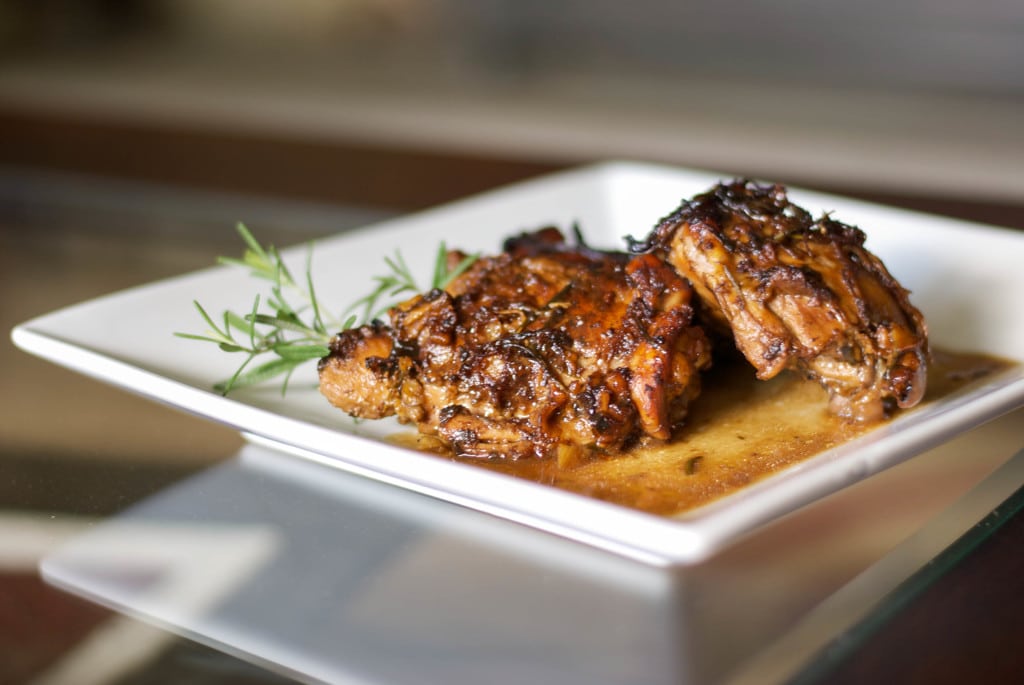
[12,162,1024,565]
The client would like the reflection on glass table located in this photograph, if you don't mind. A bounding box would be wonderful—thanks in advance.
[40,415,1024,685]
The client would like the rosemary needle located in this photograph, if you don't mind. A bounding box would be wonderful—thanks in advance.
[176,223,478,395]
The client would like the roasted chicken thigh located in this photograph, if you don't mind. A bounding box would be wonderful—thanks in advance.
[319,228,711,461]
[320,180,929,461]
[634,180,929,421]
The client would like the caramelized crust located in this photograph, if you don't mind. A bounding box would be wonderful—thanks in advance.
[320,180,931,462]
[636,180,929,421]
[319,228,711,461]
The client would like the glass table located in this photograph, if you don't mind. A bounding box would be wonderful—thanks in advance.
[3,166,1023,685]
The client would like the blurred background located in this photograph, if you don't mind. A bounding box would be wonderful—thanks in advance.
[1,2,1023,682]
[1,0,1022,211]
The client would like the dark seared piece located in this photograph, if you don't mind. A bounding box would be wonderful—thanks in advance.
[319,228,711,461]
[634,180,929,421]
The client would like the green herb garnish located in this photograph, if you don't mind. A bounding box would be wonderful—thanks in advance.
[345,241,478,323]
[176,223,478,395]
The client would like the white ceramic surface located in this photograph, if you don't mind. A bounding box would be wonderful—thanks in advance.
[13,162,1024,565]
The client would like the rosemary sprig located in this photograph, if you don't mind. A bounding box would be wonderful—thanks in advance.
[176,223,478,395]
[174,223,343,395]
[345,241,478,323]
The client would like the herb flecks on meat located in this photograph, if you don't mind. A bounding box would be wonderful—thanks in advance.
[318,228,712,461]
[634,180,929,421]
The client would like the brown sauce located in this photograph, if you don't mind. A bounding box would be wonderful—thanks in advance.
[391,348,1017,516]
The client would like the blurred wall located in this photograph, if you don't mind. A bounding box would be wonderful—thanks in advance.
[2,0,1022,96]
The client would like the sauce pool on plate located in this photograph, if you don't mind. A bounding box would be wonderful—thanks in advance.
[392,349,1015,516]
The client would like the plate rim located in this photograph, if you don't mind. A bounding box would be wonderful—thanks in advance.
[11,160,1024,566]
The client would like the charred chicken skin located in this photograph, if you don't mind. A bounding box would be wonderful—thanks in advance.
[634,180,929,421]
[319,228,711,461]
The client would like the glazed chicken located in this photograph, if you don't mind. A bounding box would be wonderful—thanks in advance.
[319,228,711,461]
[633,180,929,421]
